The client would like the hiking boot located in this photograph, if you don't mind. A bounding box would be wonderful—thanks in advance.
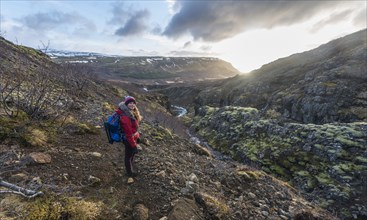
[127,177,134,184]
[137,144,143,152]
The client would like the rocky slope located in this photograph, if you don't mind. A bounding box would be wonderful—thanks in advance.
[0,34,338,219]
[147,30,367,219]
[0,120,338,220]
[191,106,366,219]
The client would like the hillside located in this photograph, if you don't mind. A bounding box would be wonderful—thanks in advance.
[52,55,240,84]
[195,29,367,124]
[0,38,338,219]
[157,30,367,219]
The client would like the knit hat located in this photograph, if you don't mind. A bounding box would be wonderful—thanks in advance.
[124,96,136,105]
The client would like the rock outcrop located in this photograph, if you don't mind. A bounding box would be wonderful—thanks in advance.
[191,105,367,219]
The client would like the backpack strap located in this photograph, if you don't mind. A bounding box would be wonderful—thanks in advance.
[116,112,127,141]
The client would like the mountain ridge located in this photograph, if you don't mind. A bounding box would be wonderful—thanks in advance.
[51,54,240,84]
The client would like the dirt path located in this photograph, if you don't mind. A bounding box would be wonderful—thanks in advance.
[1,121,338,220]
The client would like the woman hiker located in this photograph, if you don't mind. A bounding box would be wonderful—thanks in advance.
[115,96,142,183]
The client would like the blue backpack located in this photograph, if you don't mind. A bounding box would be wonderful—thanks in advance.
[103,112,126,144]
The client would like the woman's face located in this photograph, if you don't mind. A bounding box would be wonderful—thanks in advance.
[127,102,136,110]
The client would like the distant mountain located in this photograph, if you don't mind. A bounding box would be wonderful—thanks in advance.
[42,48,110,58]
[52,55,240,84]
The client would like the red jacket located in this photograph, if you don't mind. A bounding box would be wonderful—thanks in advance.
[115,107,140,148]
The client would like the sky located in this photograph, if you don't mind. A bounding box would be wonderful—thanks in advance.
[1,0,366,73]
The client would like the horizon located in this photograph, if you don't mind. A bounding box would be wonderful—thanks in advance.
[1,0,366,73]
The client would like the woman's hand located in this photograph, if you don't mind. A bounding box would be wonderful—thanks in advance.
[133,132,140,139]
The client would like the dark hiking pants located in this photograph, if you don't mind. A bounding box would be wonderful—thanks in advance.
[123,141,136,176]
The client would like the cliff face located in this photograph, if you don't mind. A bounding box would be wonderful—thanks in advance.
[195,29,367,124]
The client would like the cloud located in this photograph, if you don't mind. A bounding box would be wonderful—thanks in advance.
[169,49,216,57]
[163,0,345,42]
[128,49,159,56]
[22,10,95,32]
[151,25,162,35]
[200,45,212,52]
[109,3,151,37]
[115,9,150,36]
[310,9,353,33]
[108,2,130,25]
[183,41,191,48]
[353,8,367,28]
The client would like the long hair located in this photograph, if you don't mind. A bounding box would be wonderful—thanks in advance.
[132,106,142,122]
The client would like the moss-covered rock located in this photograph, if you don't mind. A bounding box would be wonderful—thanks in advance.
[191,105,367,219]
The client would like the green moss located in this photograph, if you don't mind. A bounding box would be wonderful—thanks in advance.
[287,156,296,163]
[26,196,62,220]
[307,178,317,189]
[336,162,366,172]
[318,199,335,209]
[111,86,127,98]
[332,165,346,174]
[313,144,323,149]
[77,123,99,135]
[236,169,264,180]
[271,165,286,176]
[102,102,115,112]
[340,176,353,181]
[315,173,333,185]
[22,128,48,147]
[335,136,361,147]
[355,156,367,163]
[25,195,102,220]
[296,170,310,177]
[196,193,229,218]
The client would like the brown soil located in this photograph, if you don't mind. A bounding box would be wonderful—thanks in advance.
[1,121,338,219]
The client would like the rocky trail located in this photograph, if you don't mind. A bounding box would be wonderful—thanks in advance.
[1,118,338,220]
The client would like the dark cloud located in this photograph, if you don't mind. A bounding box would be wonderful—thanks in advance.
[22,10,95,31]
[183,41,191,48]
[115,9,150,36]
[108,2,130,25]
[151,25,162,35]
[163,0,345,42]
[109,3,151,37]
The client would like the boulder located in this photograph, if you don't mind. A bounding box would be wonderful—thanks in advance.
[168,198,204,220]
[133,204,149,220]
[22,152,51,165]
